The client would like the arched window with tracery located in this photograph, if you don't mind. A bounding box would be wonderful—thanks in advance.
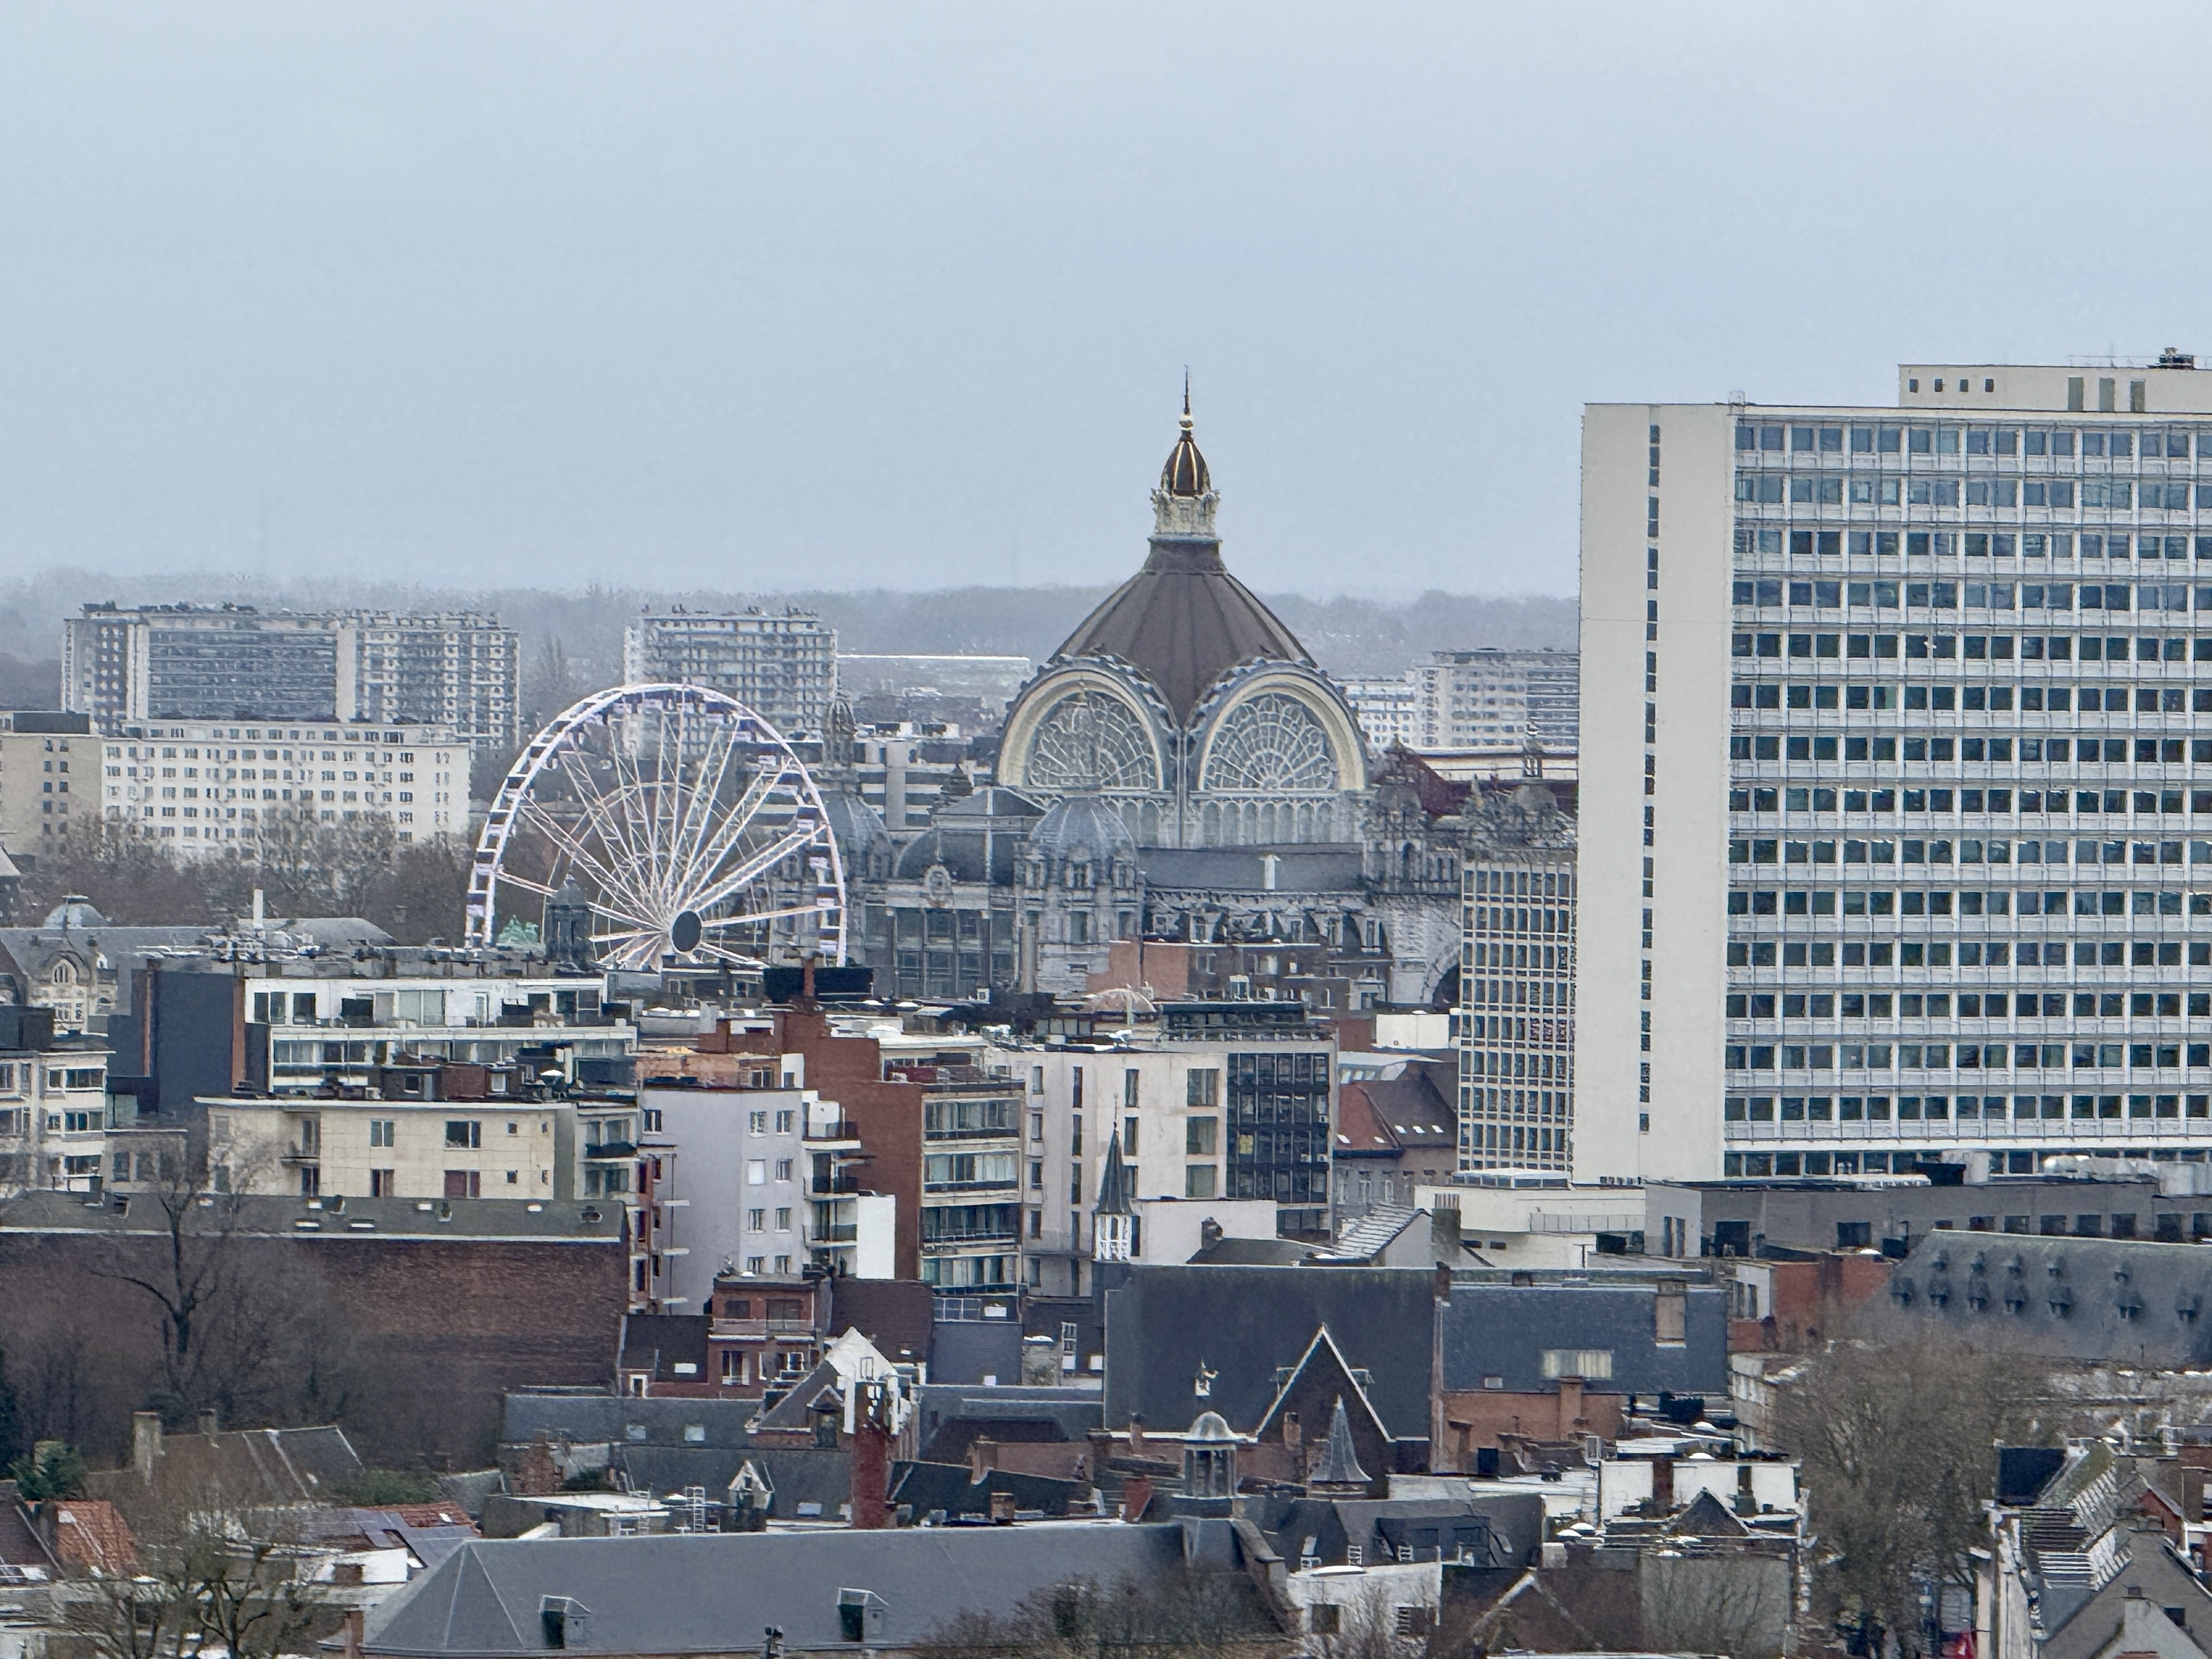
[1202,693,1339,793]
[1022,690,1159,792]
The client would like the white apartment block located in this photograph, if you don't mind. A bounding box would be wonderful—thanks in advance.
[1416,650,1578,751]
[1020,1006,1335,1294]
[101,720,470,853]
[1343,678,1421,752]
[0,1042,110,1193]
[623,609,837,740]
[242,973,634,1091]
[63,605,519,755]
[1579,354,2212,1186]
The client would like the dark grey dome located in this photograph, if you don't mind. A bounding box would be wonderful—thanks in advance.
[1026,794,1135,865]
[893,789,1045,884]
[1160,402,1211,498]
[819,791,892,872]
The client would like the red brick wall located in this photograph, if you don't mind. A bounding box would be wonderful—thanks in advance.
[0,1230,627,1466]
[1431,1389,1624,1471]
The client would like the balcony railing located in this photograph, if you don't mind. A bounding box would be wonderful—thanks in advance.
[710,1318,816,1339]
[810,1173,860,1197]
[803,1119,861,1142]
[584,1141,637,1160]
[813,1224,859,1244]
[921,1229,1019,1248]
[922,1125,1018,1142]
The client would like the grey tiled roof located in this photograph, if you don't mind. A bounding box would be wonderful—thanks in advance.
[1886,1232,2212,1366]
[362,1522,1230,1656]
[1436,1280,1729,1396]
[1102,1265,1436,1439]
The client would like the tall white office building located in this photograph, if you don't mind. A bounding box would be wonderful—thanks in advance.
[1579,356,2212,1185]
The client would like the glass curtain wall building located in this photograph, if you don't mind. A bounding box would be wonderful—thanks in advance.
[1576,358,2212,1184]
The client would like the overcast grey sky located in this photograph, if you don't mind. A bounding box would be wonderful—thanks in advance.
[5,4,2211,599]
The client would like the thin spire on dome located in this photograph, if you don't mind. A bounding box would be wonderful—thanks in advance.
[1159,381,1211,500]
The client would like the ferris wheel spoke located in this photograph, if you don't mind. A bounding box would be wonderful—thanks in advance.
[518,797,655,917]
[682,826,819,915]
[495,871,559,899]
[671,725,743,896]
[582,896,657,932]
[555,751,650,878]
[699,901,837,928]
[679,762,794,895]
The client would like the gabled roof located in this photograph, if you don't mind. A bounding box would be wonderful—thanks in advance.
[1667,1489,1748,1538]
[1254,1328,1393,1454]
[361,1524,1239,1657]
[1104,1266,1436,1441]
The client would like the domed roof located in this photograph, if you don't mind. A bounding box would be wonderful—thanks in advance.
[1026,794,1135,865]
[1160,392,1211,498]
[1051,400,1309,723]
[42,897,109,930]
[1187,1410,1235,1442]
[818,790,893,868]
[892,788,1045,883]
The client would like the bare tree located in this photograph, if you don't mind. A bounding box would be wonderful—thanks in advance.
[17,821,217,927]
[56,1476,331,1659]
[913,1564,1290,1658]
[89,1163,363,1431]
[1774,1331,2054,1658]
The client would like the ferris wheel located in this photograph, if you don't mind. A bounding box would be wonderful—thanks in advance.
[464,684,847,972]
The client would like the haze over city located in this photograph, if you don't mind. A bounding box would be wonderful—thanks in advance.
[10,5,2212,596]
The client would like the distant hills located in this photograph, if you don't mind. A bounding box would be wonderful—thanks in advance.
[0,568,1577,712]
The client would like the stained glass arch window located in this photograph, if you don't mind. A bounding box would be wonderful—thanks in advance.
[1202,692,1339,793]
[1023,689,1159,791]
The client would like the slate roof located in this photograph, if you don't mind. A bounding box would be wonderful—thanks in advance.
[1183,1235,1313,1266]
[887,1462,1093,1520]
[911,1385,1103,1463]
[616,1447,853,1517]
[617,1314,708,1384]
[361,1522,1236,1656]
[1102,1265,1437,1440]
[1054,543,1309,725]
[1027,795,1136,865]
[1886,1233,2212,1365]
[825,1279,934,1366]
[86,1425,362,1513]
[498,1393,755,1452]
[891,791,1045,883]
[1436,1280,1729,1396]
[1136,846,1364,892]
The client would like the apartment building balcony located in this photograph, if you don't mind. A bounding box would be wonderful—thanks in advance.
[802,1118,862,1145]
[584,1141,637,1160]
[919,1228,1019,1249]
[708,1318,817,1340]
[811,1223,859,1244]
[810,1172,860,1197]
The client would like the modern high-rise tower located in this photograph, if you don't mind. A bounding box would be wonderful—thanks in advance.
[1578,356,2212,1184]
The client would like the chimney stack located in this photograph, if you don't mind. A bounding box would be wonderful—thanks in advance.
[196,1408,219,1438]
[969,1438,998,1483]
[1557,1378,1584,1436]
[133,1412,163,1482]
[847,1378,894,1530]
[1652,1455,1675,1514]
[1127,1415,1146,1457]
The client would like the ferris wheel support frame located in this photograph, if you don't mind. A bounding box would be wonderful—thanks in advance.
[463,682,848,968]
